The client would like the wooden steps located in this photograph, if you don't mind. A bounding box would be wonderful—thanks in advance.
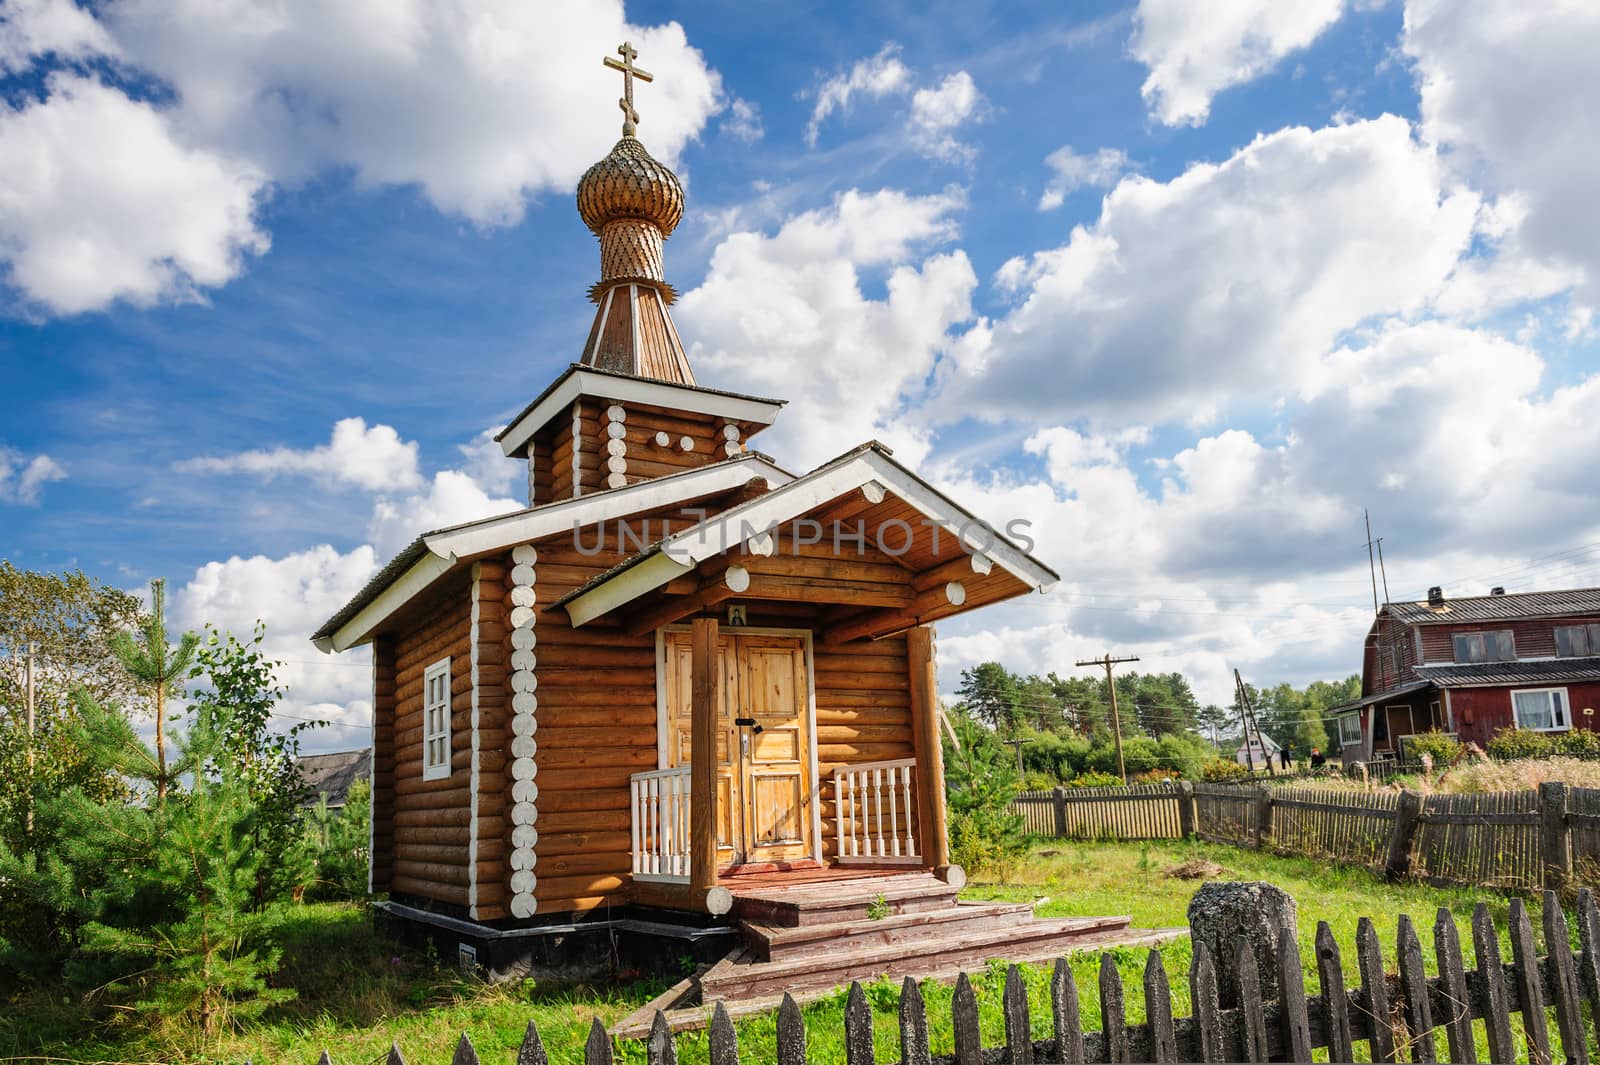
[741,900,1038,961]
[689,869,1179,1003]
[611,925,1187,1038]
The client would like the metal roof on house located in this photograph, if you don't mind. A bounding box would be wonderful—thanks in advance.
[1384,587,1600,626]
[1327,679,1434,715]
[1413,658,1600,687]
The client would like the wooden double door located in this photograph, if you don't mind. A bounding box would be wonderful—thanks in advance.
[663,631,815,867]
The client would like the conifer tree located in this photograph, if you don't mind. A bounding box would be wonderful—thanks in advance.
[109,579,197,801]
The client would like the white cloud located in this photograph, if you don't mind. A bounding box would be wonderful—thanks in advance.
[0,446,66,504]
[1037,146,1129,210]
[177,417,423,492]
[0,0,116,73]
[907,71,983,164]
[804,43,911,147]
[722,97,764,143]
[676,188,974,470]
[172,543,380,751]
[170,419,523,749]
[0,73,269,315]
[949,116,1479,425]
[367,470,522,559]
[101,0,721,227]
[0,1,722,314]
[1405,0,1600,304]
[454,426,524,500]
[1131,0,1346,126]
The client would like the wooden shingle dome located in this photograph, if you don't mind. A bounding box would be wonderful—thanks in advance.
[576,136,685,238]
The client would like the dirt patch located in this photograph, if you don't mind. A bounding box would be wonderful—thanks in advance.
[1165,858,1225,880]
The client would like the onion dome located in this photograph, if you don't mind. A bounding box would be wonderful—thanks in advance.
[575,136,685,237]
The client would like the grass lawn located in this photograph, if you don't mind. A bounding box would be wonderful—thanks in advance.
[0,839,1577,1064]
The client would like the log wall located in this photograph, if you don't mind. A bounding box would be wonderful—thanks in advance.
[370,634,397,892]
[389,578,474,906]
[530,399,756,503]
[470,559,511,919]
[814,633,916,862]
[516,503,720,912]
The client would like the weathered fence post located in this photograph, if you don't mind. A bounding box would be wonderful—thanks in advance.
[1187,881,1298,1008]
[1384,789,1423,882]
[1539,779,1572,891]
[1176,781,1197,838]
[1252,786,1274,849]
[1052,786,1069,838]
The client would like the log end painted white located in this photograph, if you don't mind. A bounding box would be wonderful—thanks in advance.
[724,564,750,593]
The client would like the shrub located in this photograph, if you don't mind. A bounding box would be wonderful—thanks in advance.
[303,779,371,902]
[943,715,1028,881]
[1133,767,1181,785]
[1486,728,1557,761]
[1200,758,1252,783]
[1065,770,1124,789]
[1556,728,1600,758]
[1402,729,1462,766]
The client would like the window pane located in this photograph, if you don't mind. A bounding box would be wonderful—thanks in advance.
[1589,624,1600,654]
[1553,690,1568,728]
[1453,634,1477,662]
[1514,691,1553,730]
[1557,627,1578,657]
[1493,631,1515,661]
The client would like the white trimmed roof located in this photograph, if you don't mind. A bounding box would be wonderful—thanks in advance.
[312,454,792,653]
[496,365,785,458]
[558,442,1059,628]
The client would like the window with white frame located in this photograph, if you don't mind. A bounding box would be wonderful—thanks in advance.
[1452,630,1515,663]
[423,657,452,780]
[1337,714,1363,748]
[1511,687,1570,732]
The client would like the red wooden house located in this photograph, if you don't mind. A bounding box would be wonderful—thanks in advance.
[310,46,1174,989]
[1331,585,1600,763]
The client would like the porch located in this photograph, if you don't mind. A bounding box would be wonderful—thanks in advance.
[623,616,952,915]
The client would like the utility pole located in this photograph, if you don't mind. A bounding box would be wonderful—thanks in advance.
[1005,737,1026,777]
[1077,653,1140,781]
[1234,669,1275,778]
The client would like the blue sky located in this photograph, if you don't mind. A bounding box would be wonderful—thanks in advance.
[3,0,1599,747]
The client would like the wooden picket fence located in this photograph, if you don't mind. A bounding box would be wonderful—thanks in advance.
[1012,784,1183,841]
[316,890,1600,1064]
[1020,780,1600,893]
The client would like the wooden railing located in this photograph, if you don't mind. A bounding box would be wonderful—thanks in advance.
[313,888,1600,1064]
[834,757,920,864]
[629,766,692,883]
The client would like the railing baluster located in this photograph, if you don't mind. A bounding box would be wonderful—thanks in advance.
[902,766,915,855]
[888,765,901,857]
[630,777,642,875]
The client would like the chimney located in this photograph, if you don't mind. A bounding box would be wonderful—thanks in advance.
[1491,586,1506,596]
[1427,586,1445,607]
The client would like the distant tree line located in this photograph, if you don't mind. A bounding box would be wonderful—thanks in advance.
[947,660,1361,785]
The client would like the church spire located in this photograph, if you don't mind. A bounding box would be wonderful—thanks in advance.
[573,42,695,386]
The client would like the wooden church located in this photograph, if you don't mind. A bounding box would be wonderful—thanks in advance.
[314,45,1170,993]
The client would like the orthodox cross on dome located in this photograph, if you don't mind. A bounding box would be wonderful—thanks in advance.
[603,41,653,137]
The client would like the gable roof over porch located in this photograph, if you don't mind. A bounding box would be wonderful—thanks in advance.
[553,442,1059,642]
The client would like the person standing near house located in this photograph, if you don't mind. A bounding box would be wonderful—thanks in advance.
[1279,745,1292,770]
